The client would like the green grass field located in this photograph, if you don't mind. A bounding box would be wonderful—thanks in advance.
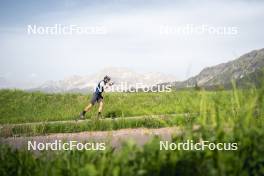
[0,88,262,137]
[0,88,258,124]
[0,86,264,175]
[0,89,203,124]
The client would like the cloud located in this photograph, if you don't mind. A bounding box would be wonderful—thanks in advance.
[29,73,38,78]
[0,0,264,87]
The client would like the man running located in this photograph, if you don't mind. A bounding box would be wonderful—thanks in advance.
[79,75,113,119]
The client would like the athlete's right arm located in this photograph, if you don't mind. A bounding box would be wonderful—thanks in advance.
[108,81,114,86]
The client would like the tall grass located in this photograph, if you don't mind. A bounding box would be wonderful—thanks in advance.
[0,89,245,124]
[0,86,264,175]
[0,117,263,175]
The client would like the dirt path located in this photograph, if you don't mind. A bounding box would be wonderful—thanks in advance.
[0,127,182,150]
[0,113,197,127]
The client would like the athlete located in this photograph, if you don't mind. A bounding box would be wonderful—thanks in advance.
[79,75,113,119]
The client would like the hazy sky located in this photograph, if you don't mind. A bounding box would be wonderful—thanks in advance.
[0,0,264,87]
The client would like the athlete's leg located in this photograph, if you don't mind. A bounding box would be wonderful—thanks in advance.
[80,93,97,119]
[84,103,93,112]
[80,103,93,119]
[97,101,103,117]
[80,103,93,118]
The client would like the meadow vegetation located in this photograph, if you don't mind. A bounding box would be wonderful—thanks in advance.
[0,85,264,175]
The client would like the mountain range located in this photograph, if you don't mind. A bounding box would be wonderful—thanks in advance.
[30,67,177,93]
[164,48,264,90]
[2,48,264,92]
[0,77,10,88]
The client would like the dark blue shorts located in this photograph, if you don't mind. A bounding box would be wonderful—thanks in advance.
[90,93,103,105]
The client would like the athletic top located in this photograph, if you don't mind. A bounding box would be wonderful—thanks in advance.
[95,80,106,95]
